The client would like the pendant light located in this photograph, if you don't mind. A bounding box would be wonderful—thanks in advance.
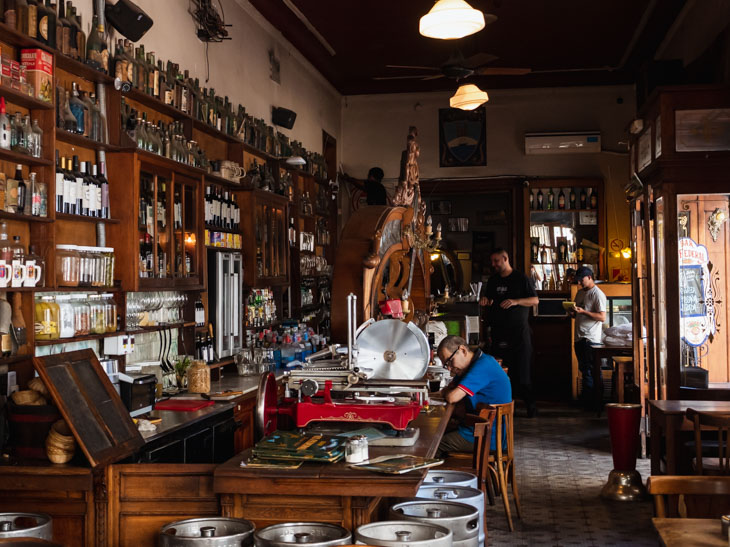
[419,0,486,40]
[450,84,489,110]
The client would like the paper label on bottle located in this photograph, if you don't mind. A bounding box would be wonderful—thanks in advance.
[39,16,49,40]
[28,6,37,38]
[6,180,18,211]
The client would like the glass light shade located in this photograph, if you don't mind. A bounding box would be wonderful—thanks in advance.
[285,155,306,166]
[419,0,486,40]
[449,84,489,110]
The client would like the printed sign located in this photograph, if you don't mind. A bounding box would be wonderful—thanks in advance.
[678,237,715,347]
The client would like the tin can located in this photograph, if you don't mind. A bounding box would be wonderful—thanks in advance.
[345,435,368,464]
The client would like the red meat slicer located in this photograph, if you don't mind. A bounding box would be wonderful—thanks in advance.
[255,294,430,438]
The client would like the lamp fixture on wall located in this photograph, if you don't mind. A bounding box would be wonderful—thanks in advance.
[419,0,489,40]
[450,84,489,110]
[286,156,307,166]
[708,208,728,242]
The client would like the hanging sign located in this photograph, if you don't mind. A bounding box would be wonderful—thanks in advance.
[678,237,715,347]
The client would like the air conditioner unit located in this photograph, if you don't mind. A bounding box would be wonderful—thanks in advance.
[524,131,601,155]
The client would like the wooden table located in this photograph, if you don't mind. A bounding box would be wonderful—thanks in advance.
[592,344,632,414]
[653,518,728,546]
[650,400,730,475]
[214,404,453,530]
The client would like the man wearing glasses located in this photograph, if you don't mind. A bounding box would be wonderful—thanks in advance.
[435,335,512,457]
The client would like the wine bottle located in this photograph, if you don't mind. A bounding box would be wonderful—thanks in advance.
[569,187,576,209]
[86,13,107,73]
[71,155,83,215]
[15,165,26,215]
[546,187,554,210]
[558,188,565,209]
[59,0,71,56]
[536,189,543,210]
[98,161,109,219]
[61,90,77,133]
[590,188,598,209]
[79,160,90,216]
[72,6,85,61]
[37,0,55,46]
[579,187,587,209]
[55,151,64,212]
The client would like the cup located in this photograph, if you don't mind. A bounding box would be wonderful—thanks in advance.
[0,261,11,288]
[23,260,42,287]
[10,261,25,288]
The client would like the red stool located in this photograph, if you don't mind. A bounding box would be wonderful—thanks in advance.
[600,403,647,501]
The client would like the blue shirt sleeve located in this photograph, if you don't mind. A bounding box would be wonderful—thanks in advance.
[457,355,492,397]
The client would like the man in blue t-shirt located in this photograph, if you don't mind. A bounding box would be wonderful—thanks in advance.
[435,335,512,457]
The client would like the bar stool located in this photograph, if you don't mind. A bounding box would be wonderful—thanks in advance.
[611,356,634,403]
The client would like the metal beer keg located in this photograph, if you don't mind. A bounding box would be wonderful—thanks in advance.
[254,522,351,546]
[0,513,52,540]
[159,517,255,546]
[354,521,452,546]
[390,500,479,547]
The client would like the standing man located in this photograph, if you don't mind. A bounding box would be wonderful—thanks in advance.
[435,335,512,457]
[569,266,607,409]
[480,248,539,417]
[343,167,388,205]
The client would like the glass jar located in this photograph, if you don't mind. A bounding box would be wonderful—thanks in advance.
[72,294,90,336]
[77,246,92,287]
[56,295,75,339]
[100,247,115,287]
[56,245,80,287]
[89,295,106,334]
[34,296,60,340]
[91,247,104,287]
[102,293,117,333]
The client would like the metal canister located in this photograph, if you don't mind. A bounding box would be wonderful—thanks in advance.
[355,521,452,546]
[159,517,255,546]
[0,513,52,540]
[416,485,484,547]
[254,522,351,546]
[345,435,369,464]
[423,470,478,490]
[390,500,479,547]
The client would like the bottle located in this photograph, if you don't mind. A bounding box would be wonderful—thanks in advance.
[98,162,109,219]
[71,155,83,215]
[15,0,27,34]
[20,115,32,155]
[569,187,576,209]
[10,112,22,151]
[590,188,598,209]
[4,0,17,28]
[63,156,75,214]
[546,187,554,210]
[147,52,158,98]
[529,190,534,210]
[29,172,41,216]
[579,187,587,209]
[36,0,55,46]
[71,5,85,61]
[69,82,86,135]
[85,13,107,72]
[0,98,10,150]
[558,188,565,209]
[536,189,544,210]
[288,217,296,247]
[135,45,146,93]
[54,1,63,53]
[31,119,43,158]
[62,90,77,133]
[55,151,64,212]
[113,39,125,82]
[59,0,71,56]
[26,0,38,37]
[66,3,78,58]
[15,165,26,215]
[88,93,102,142]
[79,160,89,216]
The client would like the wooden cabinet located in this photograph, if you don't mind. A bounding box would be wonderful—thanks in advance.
[233,396,256,454]
[239,189,289,287]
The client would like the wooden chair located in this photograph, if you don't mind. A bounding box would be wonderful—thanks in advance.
[686,408,730,475]
[478,401,521,532]
[648,475,730,518]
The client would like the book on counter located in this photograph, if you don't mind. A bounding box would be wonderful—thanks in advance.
[241,458,303,470]
[253,430,346,463]
[350,454,444,474]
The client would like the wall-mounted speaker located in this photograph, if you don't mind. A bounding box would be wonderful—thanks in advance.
[105,0,153,42]
[272,107,297,130]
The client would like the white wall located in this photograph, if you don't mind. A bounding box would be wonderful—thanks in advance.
[72,0,342,156]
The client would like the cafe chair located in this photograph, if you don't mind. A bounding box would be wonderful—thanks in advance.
[478,401,521,532]
[648,475,730,518]
[686,408,730,475]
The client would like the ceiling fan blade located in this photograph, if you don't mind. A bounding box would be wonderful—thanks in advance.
[373,75,439,80]
[462,52,499,69]
[421,74,445,81]
[385,64,440,71]
[475,67,532,76]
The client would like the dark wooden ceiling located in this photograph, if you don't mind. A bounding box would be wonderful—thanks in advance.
[247,0,687,94]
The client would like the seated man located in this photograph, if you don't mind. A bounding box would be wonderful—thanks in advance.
[435,335,512,458]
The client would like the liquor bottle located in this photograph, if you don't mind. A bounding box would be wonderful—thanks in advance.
[0,98,10,150]
[79,89,93,138]
[71,155,83,215]
[15,165,26,215]
[72,6,85,61]
[61,90,77,133]
[147,52,159,98]
[59,0,71,56]
[90,163,101,218]
[135,45,146,93]
[569,187,576,209]
[232,193,239,230]
[54,1,63,52]
[4,0,17,29]
[62,156,74,214]
[536,189,544,210]
[204,186,212,225]
[579,187,587,209]
[546,187,554,210]
[26,0,37,38]
[37,0,55,46]
[288,217,296,247]
[20,115,32,155]
[590,188,598,209]
[157,181,166,228]
[529,190,534,210]
[98,162,109,219]
[55,151,64,212]
[112,39,124,81]
[69,82,86,135]
[15,0,27,34]
[29,172,40,216]
[87,15,107,72]
[31,119,42,158]
[558,188,566,209]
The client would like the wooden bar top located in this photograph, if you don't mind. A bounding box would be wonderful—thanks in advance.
[650,400,730,415]
[653,518,728,547]
[214,404,453,498]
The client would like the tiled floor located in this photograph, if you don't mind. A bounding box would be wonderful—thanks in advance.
[485,403,655,547]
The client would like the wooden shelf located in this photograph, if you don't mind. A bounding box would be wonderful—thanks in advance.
[123,88,190,121]
[204,224,239,235]
[56,213,121,224]
[125,322,187,335]
[0,22,51,51]
[0,210,52,222]
[136,149,205,180]
[0,287,40,292]
[241,140,277,161]
[35,286,122,292]
[55,55,114,84]
[0,84,54,111]
[55,129,123,151]
[0,148,53,167]
[35,330,123,346]
[0,354,34,365]
[191,119,241,144]
[205,245,242,252]
[244,320,281,330]
[530,208,597,213]
[205,172,251,190]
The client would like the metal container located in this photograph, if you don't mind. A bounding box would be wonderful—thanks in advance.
[423,470,478,490]
[254,522,351,546]
[390,501,478,547]
[0,513,52,540]
[159,517,255,546]
[416,485,484,546]
[354,521,452,547]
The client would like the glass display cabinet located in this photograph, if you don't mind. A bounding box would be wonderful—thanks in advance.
[629,85,730,400]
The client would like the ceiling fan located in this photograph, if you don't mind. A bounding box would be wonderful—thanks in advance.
[374,51,531,81]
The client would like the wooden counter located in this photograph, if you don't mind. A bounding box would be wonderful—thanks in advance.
[214,404,452,530]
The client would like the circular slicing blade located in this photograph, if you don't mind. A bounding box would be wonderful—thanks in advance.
[355,319,429,380]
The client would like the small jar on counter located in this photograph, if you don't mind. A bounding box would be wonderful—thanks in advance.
[56,245,80,287]
[187,360,211,394]
[345,435,369,464]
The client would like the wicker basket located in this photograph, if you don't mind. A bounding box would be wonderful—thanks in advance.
[11,390,46,406]
[28,377,50,398]
[45,420,75,464]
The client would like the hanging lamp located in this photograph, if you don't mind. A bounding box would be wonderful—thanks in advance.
[419,0,486,40]
[450,84,489,110]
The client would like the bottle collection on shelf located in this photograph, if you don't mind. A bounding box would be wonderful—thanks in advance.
[55,243,115,287]
[0,46,53,104]
[54,152,110,218]
[34,292,118,341]
[0,164,48,218]
[530,187,598,211]
[243,323,329,369]
[0,222,44,288]
[204,185,242,249]
[0,97,44,158]
[247,288,276,328]
[56,81,106,142]
[195,326,215,364]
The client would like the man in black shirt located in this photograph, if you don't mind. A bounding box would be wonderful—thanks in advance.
[344,167,388,206]
[480,248,539,417]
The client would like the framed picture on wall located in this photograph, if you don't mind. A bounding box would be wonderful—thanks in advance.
[431,200,452,215]
[439,107,487,167]
[448,217,469,232]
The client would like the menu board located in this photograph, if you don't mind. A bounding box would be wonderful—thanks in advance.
[679,265,705,318]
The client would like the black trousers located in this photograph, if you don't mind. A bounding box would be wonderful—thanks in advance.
[491,327,535,410]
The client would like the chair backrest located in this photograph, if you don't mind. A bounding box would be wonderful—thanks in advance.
[648,475,730,518]
[472,408,496,481]
[476,400,515,462]
[686,408,730,475]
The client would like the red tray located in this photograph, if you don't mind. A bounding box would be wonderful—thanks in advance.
[155,399,215,412]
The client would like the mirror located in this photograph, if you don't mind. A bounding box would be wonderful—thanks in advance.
[430,249,462,296]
